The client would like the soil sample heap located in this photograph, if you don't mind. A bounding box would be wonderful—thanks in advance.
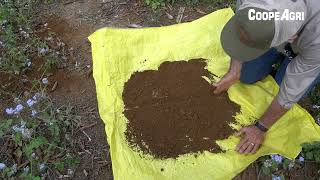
[123,59,239,159]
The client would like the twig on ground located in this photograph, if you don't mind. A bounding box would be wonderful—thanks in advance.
[176,7,185,23]
[81,130,92,142]
[80,122,97,130]
[51,81,58,91]
[195,8,207,15]
[17,161,29,169]
[165,12,173,20]
[87,67,93,77]
[128,24,143,28]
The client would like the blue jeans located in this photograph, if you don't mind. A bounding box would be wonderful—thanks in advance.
[240,48,320,98]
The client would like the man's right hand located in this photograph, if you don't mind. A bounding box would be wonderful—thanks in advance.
[213,59,242,94]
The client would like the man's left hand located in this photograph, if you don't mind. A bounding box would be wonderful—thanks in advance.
[235,126,265,154]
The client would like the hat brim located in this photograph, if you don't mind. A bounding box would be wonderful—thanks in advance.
[220,16,269,62]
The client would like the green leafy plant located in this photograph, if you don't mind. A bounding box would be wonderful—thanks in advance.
[0,119,13,138]
[144,0,170,9]
[302,141,320,162]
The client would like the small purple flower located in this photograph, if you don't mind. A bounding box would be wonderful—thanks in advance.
[31,110,37,117]
[14,104,24,114]
[0,163,6,170]
[42,78,48,85]
[27,99,36,107]
[39,163,46,171]
[271,154,283,163]
[5,108,15,115]
[27,61,32,67]
[313,105,320,109]
[298,156,305,162]
[39,48,48,55]
[23,166,29,173]
[272,175,281,180]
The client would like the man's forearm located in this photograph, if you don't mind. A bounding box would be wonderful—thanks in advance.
[259,98,288,129]
[229,59,242,75]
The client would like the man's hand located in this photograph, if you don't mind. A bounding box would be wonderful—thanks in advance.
[235,126,265,154]
[213,71,240,94]
[213,59,242,94]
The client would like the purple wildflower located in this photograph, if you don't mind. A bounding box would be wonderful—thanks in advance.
[271,154,283,163]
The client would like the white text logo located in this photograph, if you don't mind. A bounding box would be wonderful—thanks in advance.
[248,9,305,21]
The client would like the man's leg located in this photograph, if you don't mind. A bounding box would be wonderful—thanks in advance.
[274,56,291,85]
[240,48,283,84]
[275,43,297,85]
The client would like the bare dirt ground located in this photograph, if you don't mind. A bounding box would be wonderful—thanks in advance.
[33,0,317,179]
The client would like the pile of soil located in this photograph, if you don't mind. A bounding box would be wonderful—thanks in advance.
[123,59,239,159]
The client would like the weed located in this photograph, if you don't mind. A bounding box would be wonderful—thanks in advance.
[256,154,305,179]
[0,0,80,179]
[0,0,58,75]
[144,0,172,9]
[302,141,320,162]
[0,86,79,178]
[302,85,320,164]
[1,89,80,179]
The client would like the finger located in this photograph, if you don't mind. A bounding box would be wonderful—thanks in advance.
[239,141,251,154]
[212,82,220,93]
[212,82,219,87]
[214,85,225,94]
[243,143,254,154]
[213,80,227,94]
[236,137,248,151]
[213,87,221,94]
[250,144,260,154]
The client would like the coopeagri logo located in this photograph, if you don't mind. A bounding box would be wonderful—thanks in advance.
[248,9,305,21]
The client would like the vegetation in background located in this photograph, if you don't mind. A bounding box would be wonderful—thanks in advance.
[0,0,79,179]
[144,0,235,10]
[0,0,58,75]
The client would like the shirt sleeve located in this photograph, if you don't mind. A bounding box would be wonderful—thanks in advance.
[276,52,320,109]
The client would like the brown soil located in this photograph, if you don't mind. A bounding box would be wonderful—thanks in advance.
[123,59,239,159]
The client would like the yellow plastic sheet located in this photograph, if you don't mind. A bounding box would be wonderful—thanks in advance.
[89,8,320,180]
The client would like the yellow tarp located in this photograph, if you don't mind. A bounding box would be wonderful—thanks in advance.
[89,8,320,180]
